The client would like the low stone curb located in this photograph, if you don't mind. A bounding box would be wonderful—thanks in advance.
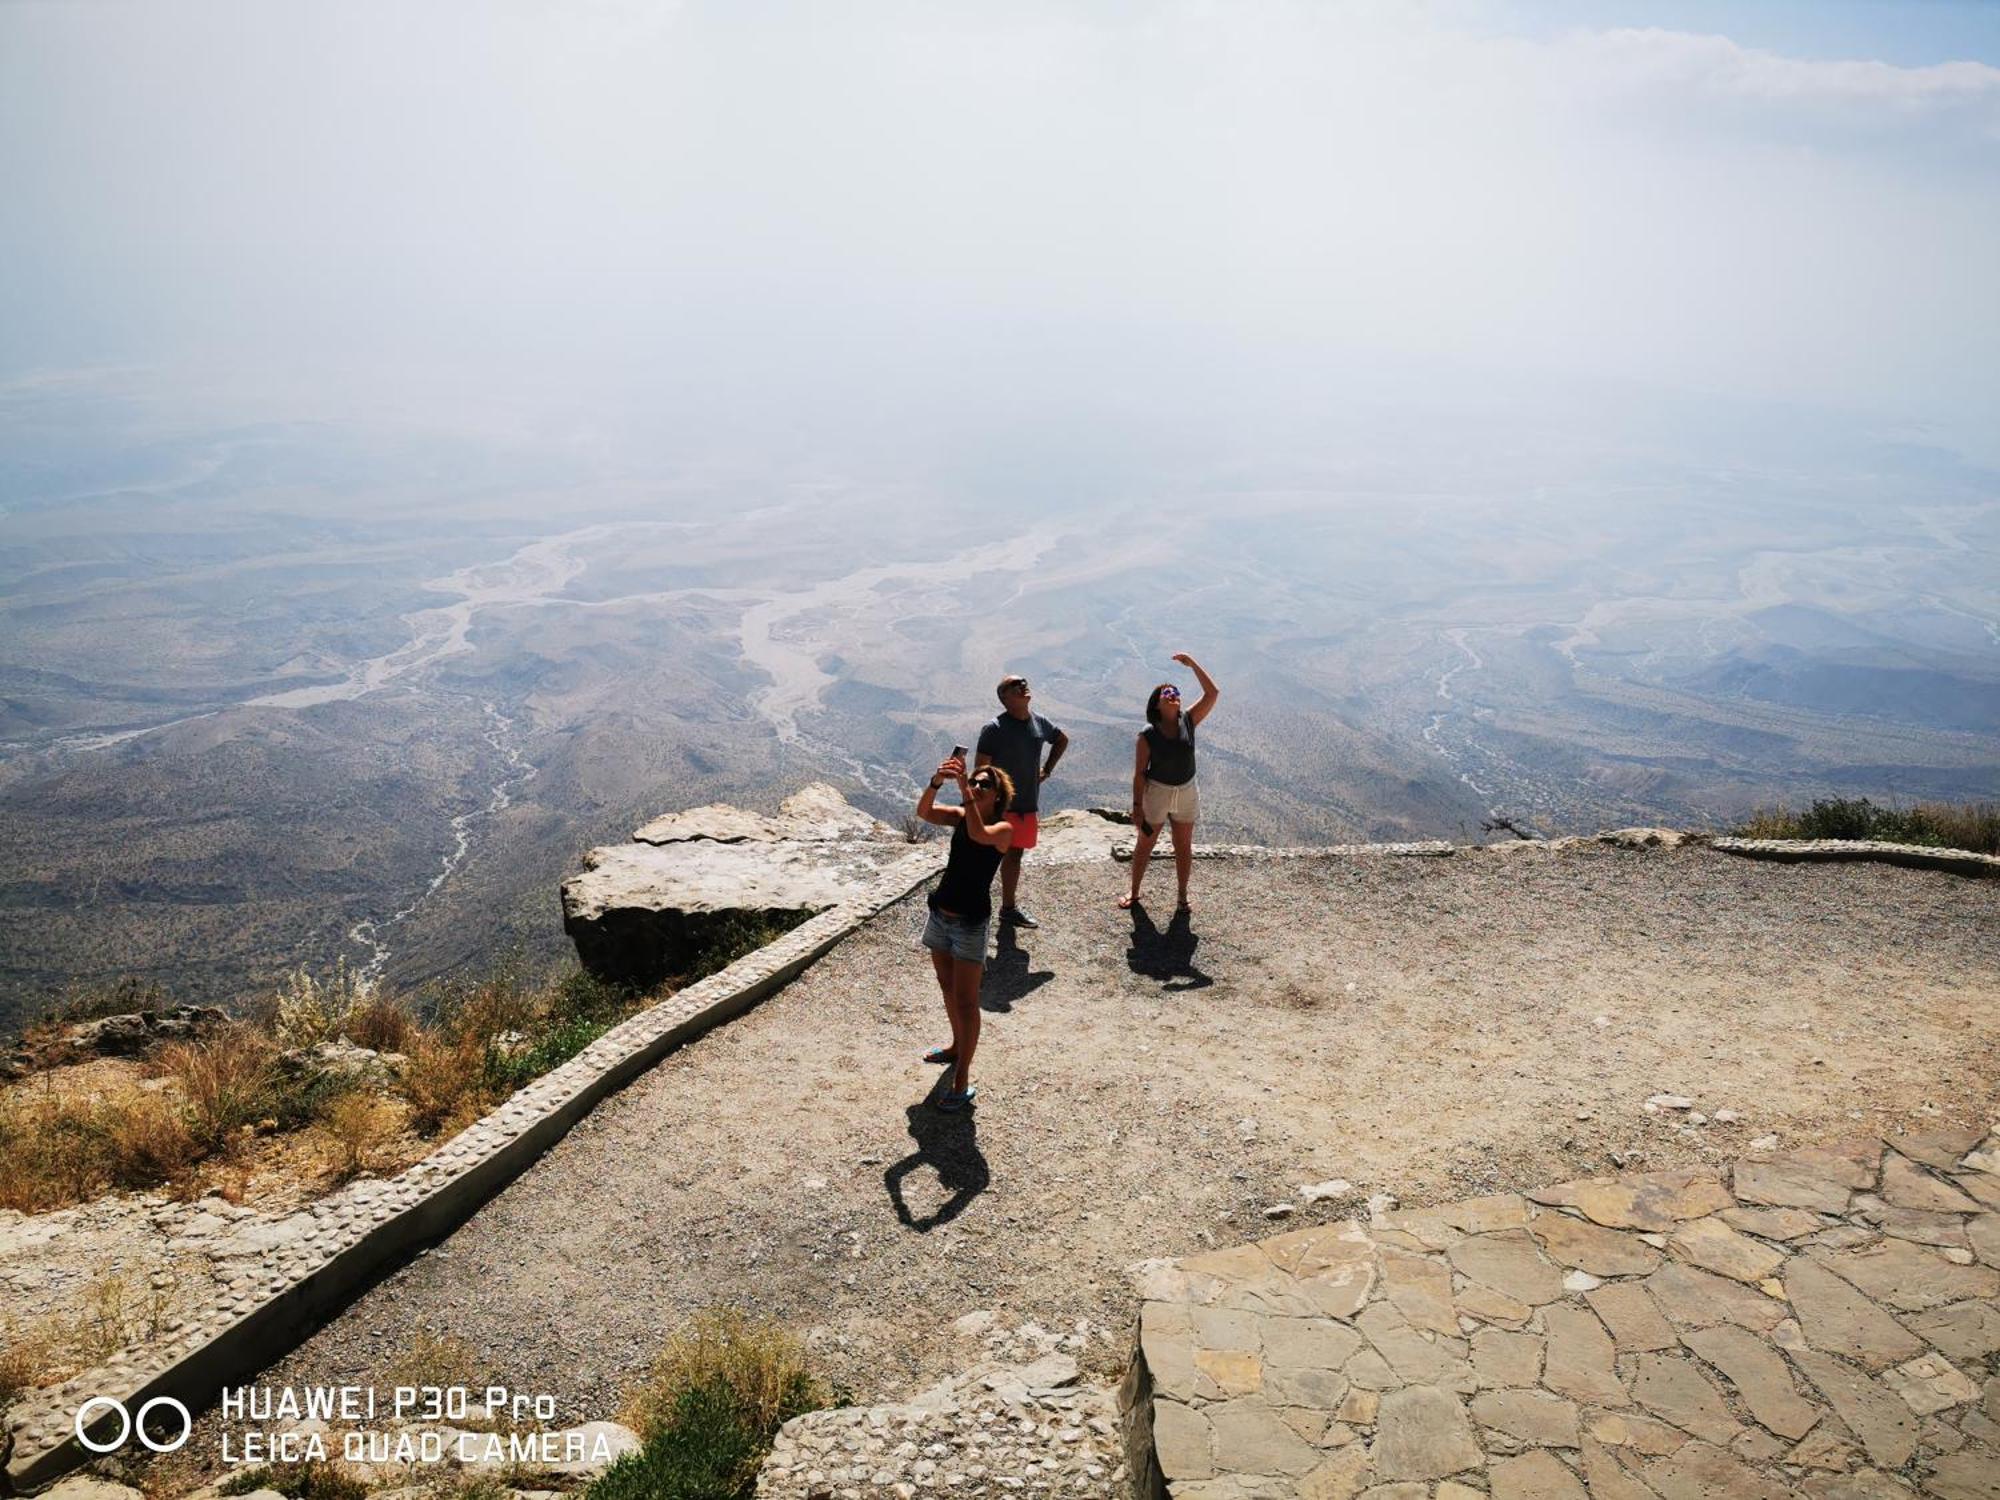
[0,847,948,1496]
[1111,842,1458,863]
[1711,837,2000,879]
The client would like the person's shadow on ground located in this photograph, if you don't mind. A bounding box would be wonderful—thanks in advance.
[982,924,1054,1012]
[883,1082,990,1232]
[1127,902,1213,991]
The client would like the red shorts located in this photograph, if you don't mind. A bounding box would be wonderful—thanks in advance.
[1003,811,1038,850]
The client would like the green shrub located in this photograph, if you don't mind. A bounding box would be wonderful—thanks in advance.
[682,912,811,984]
[484,1014,611,1093]
[547,968,639,1028]
[620,1310,827,1443]
[599,1312,829,1500]
[588,1380,774,1500]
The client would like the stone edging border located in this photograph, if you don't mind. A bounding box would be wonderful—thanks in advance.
[1109,834,1999,879]
[0,846,949,1496]
[1110,841,1458,862]
[1710,836,2000,879]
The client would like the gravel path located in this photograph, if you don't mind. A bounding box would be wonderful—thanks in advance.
[248,842,2000,1436]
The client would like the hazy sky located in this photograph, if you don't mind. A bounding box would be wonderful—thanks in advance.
[3,0,1997,456]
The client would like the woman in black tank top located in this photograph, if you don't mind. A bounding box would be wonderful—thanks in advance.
[1120,652,1221,913]
[911,755,1017,1111]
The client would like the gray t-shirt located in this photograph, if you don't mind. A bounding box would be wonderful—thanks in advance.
[976,711,1062,815]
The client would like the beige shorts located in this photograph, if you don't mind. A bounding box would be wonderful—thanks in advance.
[1142,778,1199,828]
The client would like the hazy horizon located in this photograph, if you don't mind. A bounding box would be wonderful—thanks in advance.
[3,0,1998,462]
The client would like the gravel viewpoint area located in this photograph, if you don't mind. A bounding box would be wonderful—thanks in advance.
[239,842,1999,1444]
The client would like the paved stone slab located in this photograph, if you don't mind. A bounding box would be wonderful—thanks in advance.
[1880,1353,1980,1416]
[1470,1388,1581,1447]
[1903,1299,2000,1360]
[1671,1215,1789,1283]
[1585,1280,1680,1352]
[1788,1347,1921,1469]
[1211,1398,1323,1476]
[1722,1205,1827,1241]
[1855,1196,1974,1250]
[1488,1449,1586,1500]
[1456,1281,1533,1327]
[1356,1303,1476,1393]
[1881,1153,1985,1214]
[1922,1448,2000,1500]
[1527,1207,1663,1277]
[1541,1303,1627,1408]
[1886,1127,1989,1172]
[1956,1172,2000,1210]
[1631,1354,1742,1444]
[1367,1385,1483,1482]
[1378,1250,1459,1337]
[1970,1214,2000,1269]
[1641,1439,1797,1500]
[1470,1328,1543,1387]
[1447,1230,1566,1306]
[1132,1146,2000,1500]
[1645,1262,1789,1333]
[1736,1143,1881,1213]
[1526,1171,1733,1232]
[1822,1238,2000,1312]
[1784,1257,1927,1369]
[1683,1324,1822,1439]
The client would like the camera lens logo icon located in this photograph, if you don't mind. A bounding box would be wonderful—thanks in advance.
[74,1396,193,1454]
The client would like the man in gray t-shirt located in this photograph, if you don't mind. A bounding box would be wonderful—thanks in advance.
[974,672,1068,928]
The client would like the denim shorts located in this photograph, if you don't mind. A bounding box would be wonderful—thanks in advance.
[922,907,990,965]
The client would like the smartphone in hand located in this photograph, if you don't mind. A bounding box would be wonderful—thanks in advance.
[950,744,968,762]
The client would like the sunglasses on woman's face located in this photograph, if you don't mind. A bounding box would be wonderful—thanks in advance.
[1160,687,1181,700]
[970,777,997,791]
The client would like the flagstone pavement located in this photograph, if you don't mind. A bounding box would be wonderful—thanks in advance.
[1129,1128,2000,1500]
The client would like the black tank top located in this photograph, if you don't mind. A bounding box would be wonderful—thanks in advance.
[929,821,1004,921]
[1143,719,1197,786]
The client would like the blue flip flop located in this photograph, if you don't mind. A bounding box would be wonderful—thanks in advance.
[923,1046,957,1065]
[938,1086,977,1112]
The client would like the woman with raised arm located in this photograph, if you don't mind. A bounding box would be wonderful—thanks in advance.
[912,754,1016,1111]
[1119,652,1219,913]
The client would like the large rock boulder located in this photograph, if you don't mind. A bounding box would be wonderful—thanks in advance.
[562,783,909,988]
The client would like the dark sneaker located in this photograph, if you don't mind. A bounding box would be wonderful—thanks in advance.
[999,906,1039,928]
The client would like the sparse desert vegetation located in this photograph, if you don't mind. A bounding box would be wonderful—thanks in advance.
[1735,795,2000,853]
[598,1312,830,1500]
[0,961,660,1216]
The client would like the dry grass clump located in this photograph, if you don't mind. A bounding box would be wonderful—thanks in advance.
[400,1028,490,1135]
[0,1269,181,1404]
[0,1315,59,1406]
[344,994,417,1054]
[1736,797,1999,854]
[0,1081,200,1213]
[619,1310,828,1443]
[155,1028,277,1151]
[324,1091,400,1180]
